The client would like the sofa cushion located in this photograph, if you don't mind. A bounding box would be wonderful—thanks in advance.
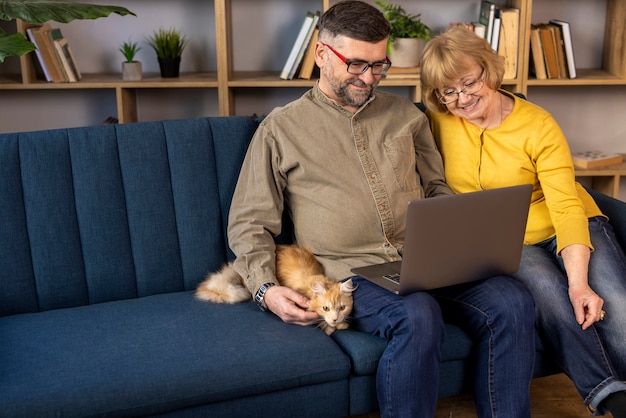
[331,324,473,376]
[0,117,259,317]
[0,291,350,417]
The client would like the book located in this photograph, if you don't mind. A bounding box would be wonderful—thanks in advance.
[572,151,624,169]
[292,12,319,79]
[50,28,81,82]
[496,7,519,79]
[549,19,576,78]
[298,27,319,79]
[450,22,475,31]
[26,24,67,82]
[472,22,486,38]
[280,12,317,80]
[550,23,567,78]
[25,27,53,82]
[39,24,70,82]
[490,13,501,51]
[478,1,496,43]
[538,24,560,79]
[529,25,547,80]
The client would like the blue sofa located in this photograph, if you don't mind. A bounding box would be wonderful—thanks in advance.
[1,116,624,417]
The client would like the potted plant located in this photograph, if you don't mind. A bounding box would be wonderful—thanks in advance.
[0,0,135,63]
[119,39,142,81]
[375,0,434,68]
[146,27,187,78]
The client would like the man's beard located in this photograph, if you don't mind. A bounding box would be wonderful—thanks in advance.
[329,76,378,108]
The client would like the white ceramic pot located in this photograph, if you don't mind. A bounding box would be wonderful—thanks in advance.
[122,61,143,81]
[389,38,422,68]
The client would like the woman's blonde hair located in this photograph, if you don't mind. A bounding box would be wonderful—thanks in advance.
[420,26,505,113]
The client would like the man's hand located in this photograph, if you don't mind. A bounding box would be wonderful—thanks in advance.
[263,285,320,326]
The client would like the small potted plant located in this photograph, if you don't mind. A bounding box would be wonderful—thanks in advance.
[119,39,142,81]
[146,27,187,78]
[376,1,434,68]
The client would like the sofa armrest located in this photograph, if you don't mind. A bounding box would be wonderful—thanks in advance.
[586,188,626,250]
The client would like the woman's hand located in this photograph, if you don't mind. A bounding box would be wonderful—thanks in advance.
[568,284,605,330]
[561,244,605,330]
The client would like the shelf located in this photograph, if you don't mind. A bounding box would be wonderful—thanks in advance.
[527,69,626,86]
[0,72,218,90]
[575,157,626,198]
[2,0,625,130]
[228,72,316,87]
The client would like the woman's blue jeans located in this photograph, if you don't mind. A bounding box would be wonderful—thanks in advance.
[350,275,535,418]
[511,217,626,414]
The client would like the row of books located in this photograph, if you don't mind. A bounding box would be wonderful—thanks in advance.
[478,1,520,79]
[452,2,520,80]
[26,24,82,83]
[279,11,320,80]
[529,21,576,80]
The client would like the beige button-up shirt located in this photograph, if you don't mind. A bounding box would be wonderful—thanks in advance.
[228,83,452,295]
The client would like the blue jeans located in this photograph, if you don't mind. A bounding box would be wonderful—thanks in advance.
[350,275,535,418]
[511,217,626,414]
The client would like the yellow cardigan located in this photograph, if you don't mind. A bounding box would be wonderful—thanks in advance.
[428,91,603,254]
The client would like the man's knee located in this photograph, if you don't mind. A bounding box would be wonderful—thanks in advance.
[401,292,445,339]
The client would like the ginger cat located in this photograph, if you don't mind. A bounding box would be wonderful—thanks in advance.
[196,245,355,335]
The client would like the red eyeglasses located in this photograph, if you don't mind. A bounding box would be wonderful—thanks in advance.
[321,42,392,75]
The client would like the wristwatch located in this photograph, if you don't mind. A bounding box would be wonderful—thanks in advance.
[254,282,276,311]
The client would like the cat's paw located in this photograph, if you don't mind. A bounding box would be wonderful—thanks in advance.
[320,324,336,335]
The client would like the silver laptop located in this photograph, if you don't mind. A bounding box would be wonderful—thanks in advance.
[351,184,532,294]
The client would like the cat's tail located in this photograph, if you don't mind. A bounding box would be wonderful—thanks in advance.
[195,263,251,303]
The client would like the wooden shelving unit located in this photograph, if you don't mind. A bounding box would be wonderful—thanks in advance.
[575,157,626,199]
[214,0,528,114]
[2,0,625,124]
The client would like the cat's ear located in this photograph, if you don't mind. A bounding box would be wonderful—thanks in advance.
[340,279,357,294]
[310,281,326,295]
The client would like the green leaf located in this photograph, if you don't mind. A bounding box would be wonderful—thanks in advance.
[0,0,136,24]
[0,0,134,61]
[0,30,36,63]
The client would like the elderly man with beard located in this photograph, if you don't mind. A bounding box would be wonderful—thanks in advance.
[225,2,536,417]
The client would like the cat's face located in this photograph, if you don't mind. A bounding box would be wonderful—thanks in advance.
[308,279,355,328]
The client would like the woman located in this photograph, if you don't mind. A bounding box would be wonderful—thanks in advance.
[420,26,626,417]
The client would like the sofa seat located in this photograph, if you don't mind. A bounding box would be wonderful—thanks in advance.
[3,116,625,417]
[0,291,351,417]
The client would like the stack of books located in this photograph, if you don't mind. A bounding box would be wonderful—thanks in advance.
[26,24,81,83]
[279,11,320,80]
[529,20,576,80]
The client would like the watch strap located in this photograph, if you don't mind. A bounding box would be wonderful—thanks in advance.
[254,282,276,311]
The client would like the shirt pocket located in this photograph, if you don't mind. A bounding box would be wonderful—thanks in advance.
[383,135,421,192]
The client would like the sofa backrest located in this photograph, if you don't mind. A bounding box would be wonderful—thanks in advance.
[0,117,259,317]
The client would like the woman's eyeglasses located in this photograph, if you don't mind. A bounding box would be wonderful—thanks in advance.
[437,71,486,104]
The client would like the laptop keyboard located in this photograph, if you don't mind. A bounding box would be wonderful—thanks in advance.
[383,273,400,284]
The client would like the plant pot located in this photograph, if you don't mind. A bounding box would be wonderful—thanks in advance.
[389,38,422,68]
[158,57,181,78]
[122,61,142,81]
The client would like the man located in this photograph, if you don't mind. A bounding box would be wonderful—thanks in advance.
[227,2,535,417]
